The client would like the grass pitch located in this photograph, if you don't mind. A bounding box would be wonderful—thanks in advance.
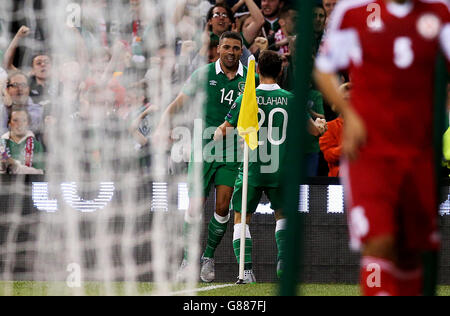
[1,282,450,296]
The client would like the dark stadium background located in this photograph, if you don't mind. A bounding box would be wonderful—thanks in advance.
[1,176,449,285]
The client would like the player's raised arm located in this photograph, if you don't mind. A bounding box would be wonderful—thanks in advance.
[213,120,234,141]
[152,59,204,146]
[160,91,190,121]
[152,92,189,146]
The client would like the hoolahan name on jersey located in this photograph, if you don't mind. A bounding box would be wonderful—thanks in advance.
[257,96,288,106]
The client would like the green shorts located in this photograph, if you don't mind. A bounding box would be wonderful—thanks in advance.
[188,160,241,198]
[230,175,283,214]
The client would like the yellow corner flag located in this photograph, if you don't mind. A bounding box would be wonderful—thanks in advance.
[444,127,450,161]
[237,58,259,150]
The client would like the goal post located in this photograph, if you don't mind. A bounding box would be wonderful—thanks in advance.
[278,0,313,296]
[425,54,449,297]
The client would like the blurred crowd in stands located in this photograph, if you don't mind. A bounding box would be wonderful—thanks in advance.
[0,0,349,177]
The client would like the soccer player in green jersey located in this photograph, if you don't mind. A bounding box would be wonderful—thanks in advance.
[214,50,326,283]
[153,31,253,283]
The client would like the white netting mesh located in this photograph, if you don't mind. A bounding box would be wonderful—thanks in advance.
[0,0,209,295]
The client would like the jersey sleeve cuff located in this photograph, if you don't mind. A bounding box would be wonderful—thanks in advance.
[225,114,237,127]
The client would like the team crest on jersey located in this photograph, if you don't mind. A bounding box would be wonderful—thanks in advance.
[238,82,246,93]
[417,13,441,40]
[209,80,217,86]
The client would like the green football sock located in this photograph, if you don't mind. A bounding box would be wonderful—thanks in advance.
[275,219,287,261]
[182,213,201,261]
[203,213,229,258]
[233,224,253,270]
[275,229,286,262]
[182,221,192,260]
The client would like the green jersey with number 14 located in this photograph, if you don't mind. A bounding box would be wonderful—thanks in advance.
[226,84,294,187]
[182,60,249,161]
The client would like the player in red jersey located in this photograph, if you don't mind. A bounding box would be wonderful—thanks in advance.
[314,0,449,296]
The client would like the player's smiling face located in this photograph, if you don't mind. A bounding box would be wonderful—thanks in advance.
[218,38,242,71]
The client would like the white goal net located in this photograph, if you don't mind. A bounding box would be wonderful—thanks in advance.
[0,0,209,296]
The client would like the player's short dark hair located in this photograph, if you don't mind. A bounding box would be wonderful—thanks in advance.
[258,50,283,79]
[219,31,243,47]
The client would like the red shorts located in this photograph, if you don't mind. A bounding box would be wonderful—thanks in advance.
[341,150,440,252]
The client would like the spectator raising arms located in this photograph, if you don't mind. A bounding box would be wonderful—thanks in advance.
[230,0,265,48]
[3,26,53,106]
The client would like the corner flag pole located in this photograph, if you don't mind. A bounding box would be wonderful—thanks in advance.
[424,53,448,296]
[238,141,249,282]
[236,56,258,283]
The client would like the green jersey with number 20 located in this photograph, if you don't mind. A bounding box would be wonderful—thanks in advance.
[226,84,294,187]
